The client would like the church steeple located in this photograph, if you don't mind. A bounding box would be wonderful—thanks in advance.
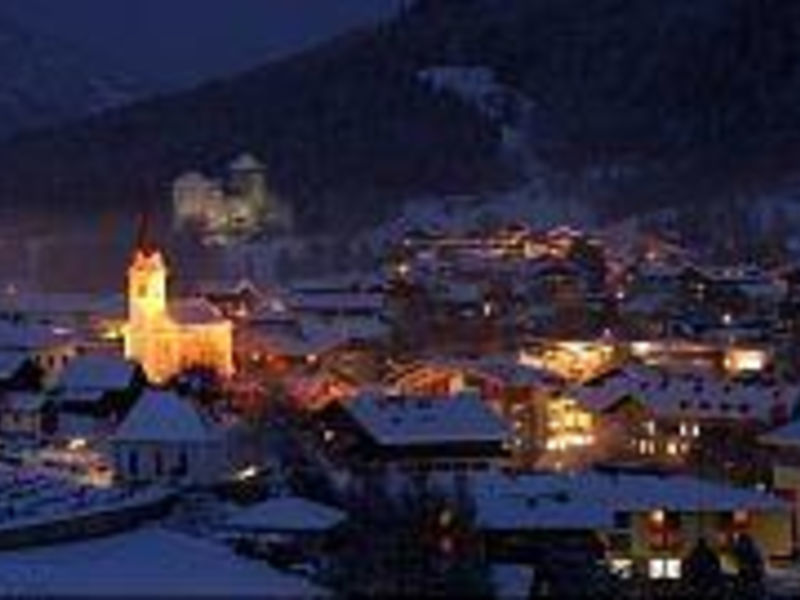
[128,215,167,323]
[134,212,156,257]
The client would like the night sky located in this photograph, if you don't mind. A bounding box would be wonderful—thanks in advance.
[2,0,404,88]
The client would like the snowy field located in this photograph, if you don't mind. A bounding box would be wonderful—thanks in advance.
[0,526,326,597]
[0,463,157,533]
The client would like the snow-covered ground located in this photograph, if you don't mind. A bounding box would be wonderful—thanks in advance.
[0,463,161,533]
[0,526,326,597]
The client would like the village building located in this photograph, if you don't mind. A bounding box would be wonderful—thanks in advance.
[388,357,565,465]
[0,321,76,387]
[568,364,798,474]
[49,354,145,441]
[472,469,790,580]
[0,392,53,442]
[111,390,231,486]
[122,231,234,384]
[317,391,511,485]
[224,495,347,566]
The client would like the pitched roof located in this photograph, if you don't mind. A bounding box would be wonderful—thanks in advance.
[0,321,68,351]
[169,299,228,326]
[57,355,137,392]
[345,392,509,447]
[472,469,787,533]
[571,364,798,422]
[113,390,217,443]
[0,351,30,380]
[761,419,800,448]
[226,496,346,533]
[4,392,47,413]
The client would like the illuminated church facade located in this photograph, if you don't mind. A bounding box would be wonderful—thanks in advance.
[123,239,234,384]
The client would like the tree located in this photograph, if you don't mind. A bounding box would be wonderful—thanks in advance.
[529,534,618,599]
[732,534,765,599]
[682,538,726,598]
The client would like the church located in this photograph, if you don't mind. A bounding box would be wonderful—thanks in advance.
[123,231,234,384]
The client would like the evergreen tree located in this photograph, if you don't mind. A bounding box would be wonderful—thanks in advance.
[682,538,727,598]
[732,533,765,599]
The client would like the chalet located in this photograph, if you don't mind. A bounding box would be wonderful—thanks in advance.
[0,392,54,442]
[472,469,790,578]
[0,321,76,386]
[318,391,510,481]
[50,355,145,441]
[570,365,798,470]
[389,357,564,464]
[111,390,228,486]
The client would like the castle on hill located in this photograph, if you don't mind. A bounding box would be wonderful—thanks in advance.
[123,225,234,384]
[172,153,292,242]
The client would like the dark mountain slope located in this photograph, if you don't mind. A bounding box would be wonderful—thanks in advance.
[0,26,506,235]
[3,0,800,233]
[0,12,140,140]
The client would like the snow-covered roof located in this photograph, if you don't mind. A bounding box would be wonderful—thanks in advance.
[472,469,787,533]
[492,564,536,600]
[761,419,800,448]
[288,292,384,313]
[0,292,124,318]
[4,392,47,413]
[0,527,325,598]
[169,299,228,326]
[0,322,70,352]
[113,390,218,444]
[229,153,263,172]
[571,364,797,422]
[0,351,29,380]
[57,355,137,392]
[226,496,346,533]
[345,392,509,447]
[394,356,563,390]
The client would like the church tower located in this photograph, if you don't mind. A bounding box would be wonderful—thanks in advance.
[127,215,167,325]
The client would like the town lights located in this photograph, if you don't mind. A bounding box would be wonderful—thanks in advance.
[67,438,87,451]
[724,348,767,374]
[650,509,666,527]
[235,465,259,481]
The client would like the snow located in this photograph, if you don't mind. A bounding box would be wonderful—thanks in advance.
[113,390,218,444]
[469,468,787,535]
[169,298,227,325]
[571,364,798,422]
[345,391,510,447]
[0,321,67,352]
[0,527,326,597]
[4,393,46,413]
[226,496,346,533]
[289,291,384,313]
[57,355,136,392]
[492,564,536,600]
[0,351,28,380]
[761,419,800,448]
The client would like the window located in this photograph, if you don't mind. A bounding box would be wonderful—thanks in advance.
[128,450,139,477]
[177,451,189,476]
[649,558,681,580]
[610,558,633,579]
[614,512,631,530]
